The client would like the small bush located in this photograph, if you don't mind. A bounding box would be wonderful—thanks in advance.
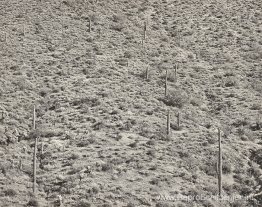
[111,24,124,32]
[149,178,159,185]
[160,71,176,82]
[70,153,80,160]
[101,163,112,171]
[75,200,91,207]
[201,163,217,177]
[224,77,238,87]
[170,123,182,131]
[4,189,17,197]
[27,198,39,207]
[126,203,135,207]
[162,89,188,108]
[155,202,170,207]
[222,162,232,174]
[230,200,248,207]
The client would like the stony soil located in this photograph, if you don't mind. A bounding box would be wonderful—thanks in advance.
[0,0,261,206]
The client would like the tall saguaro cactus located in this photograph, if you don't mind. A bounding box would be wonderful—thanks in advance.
[33,105,38,194]
[165,69,168,96]
[89,17,92,32]
[143,21,147,40]
[175,63,178,82]
[177,112,180,128]
[218,127,222,198]
[167,110,170,137]
[145,66,149,80]
[4,32,7,43]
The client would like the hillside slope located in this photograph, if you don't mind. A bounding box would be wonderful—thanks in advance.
[0,0,261,206]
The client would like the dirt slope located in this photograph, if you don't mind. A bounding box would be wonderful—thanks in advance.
[0,0,261,206]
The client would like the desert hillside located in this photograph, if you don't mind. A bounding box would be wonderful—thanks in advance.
[0,0,261,206]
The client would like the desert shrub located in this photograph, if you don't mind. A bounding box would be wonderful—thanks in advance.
[138,122,152,138]
[250,149,262,167]
[250,103,261,110]
[41,128,64,138]
[72,97,100,107]
[232,118,249,127]
[75,200,91,207]
[98,204,112,207]
[40,151,52,160]
[155,203,170,207]
[247,165,261,177]
[222,162,232,174]
[200,163,217,177]
[146,150,156,158]
[0,163,7,175]
[149,178,159,185]
[82,68,89,75]
[251,81,262,93]
[27,198,39,207]
[170,123,182,131]
[201,199,215,207]
[146,139,155,146]
[160,71,176,82]
[70,153,80,160]
[116,58,128,66]
[111,24,124,32]
[162,89,188,108]
[189,96,202,107]
[101,162,113,172]
[39,88,50,97]
[230,200,248,207]
[4,189,17,197]
[124,51,133,59]
[88,186,99,195]
[224,77,238,87]
[126,203,135,207]
[223,70,235,77]
[28,128,63,139]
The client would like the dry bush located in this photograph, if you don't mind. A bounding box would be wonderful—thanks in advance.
[69,153,80,160]
[200,162,217,177]
[230,200,248,207]
[160,70,176,82]
[162,89,188,108]
[111,24,124,32]
[138,122,152,138]
[222,162,232,174]
[250,149,262,167]
[4,189,17,197]
[27,198,39,207]
[75,200,91,207]
[224,77,238,87]
[101,162,113,172]
[72,97,101,107]
[28,128,64,140]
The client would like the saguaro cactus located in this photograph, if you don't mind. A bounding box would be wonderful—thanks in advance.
[4,32,7,43]
[19,159,23,170]
[177,112,180,128]
[165,69,168,96]
[175,63,178,82]
[33,105,38,194]
[143,21,147,40]
[145,66,149,80]
[167,110,170,137]
[89,17,92,32]
[218,127,222,198]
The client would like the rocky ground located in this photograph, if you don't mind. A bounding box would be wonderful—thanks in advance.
[0,0,261,206]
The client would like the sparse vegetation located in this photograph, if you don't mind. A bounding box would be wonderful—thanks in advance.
[0,0,261,206]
